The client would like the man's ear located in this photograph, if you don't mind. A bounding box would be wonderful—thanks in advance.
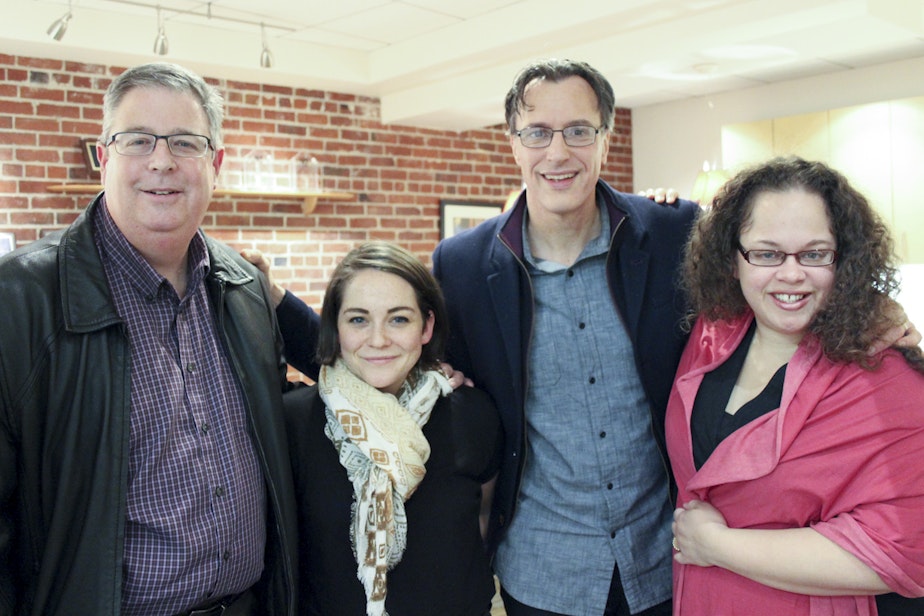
[211,148,225,187]
[97,141,109,183]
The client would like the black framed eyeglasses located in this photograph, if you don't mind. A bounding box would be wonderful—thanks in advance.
[738,245,838,267]
[513,125,602,148]
[105,131,214,158]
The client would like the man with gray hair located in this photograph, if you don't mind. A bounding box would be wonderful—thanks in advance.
[0,62,296,615]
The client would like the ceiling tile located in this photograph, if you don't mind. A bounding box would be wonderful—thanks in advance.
[321,2,459,45]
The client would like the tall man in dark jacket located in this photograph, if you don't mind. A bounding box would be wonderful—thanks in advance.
[432,60,697,616]
[0,63,296,615]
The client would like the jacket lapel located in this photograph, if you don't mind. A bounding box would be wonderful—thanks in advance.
[489,202,530,404]
[60,195,124,333]
[613,243,649,338]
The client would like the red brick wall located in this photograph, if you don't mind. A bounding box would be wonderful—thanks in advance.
[0,53,634,311]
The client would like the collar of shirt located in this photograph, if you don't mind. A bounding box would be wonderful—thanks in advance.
[92,195,210,301]
[522,201,611,274]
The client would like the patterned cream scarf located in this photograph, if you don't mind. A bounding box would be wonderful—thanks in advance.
[318,359,452,616]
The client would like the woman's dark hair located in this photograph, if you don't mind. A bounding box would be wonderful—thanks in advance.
[316,241,448,371]
[504,58,616,133]
[683,156,923,371]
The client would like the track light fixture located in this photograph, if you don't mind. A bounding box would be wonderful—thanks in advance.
[42,1,296,60]
[47,0,73,42]
[153,6,169,55]
[260,23,274,68]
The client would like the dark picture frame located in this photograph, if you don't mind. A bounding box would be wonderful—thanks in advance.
[81,138,101,179]
[439,199,502,239]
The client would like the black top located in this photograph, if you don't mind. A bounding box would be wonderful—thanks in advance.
[283,385,503,616]
[690,322,785,470]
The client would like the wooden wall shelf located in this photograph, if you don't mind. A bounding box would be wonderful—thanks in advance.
[47,184,354,214]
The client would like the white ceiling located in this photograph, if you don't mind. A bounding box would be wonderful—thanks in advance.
[7,0,924,131]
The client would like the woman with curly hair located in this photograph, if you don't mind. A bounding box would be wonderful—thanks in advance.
[666,157,924,615]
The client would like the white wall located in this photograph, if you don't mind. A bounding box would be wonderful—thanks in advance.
[898,265,924,346]
[632,55,924,196]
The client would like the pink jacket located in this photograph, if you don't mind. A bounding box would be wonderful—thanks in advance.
[666,314,924,615]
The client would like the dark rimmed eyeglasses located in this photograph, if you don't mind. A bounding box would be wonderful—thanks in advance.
[738,245,838,267]
[105,131,214,158]
[513,125,603,148]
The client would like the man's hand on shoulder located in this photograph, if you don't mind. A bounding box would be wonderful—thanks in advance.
[440,362,473,389]
[240,248,286,308]
[638,187,679,204]
[867,300,922,354]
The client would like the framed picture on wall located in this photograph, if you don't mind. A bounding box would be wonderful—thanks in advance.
[81,138,101,179]
[439,199,502,239]
[0,232,15,256]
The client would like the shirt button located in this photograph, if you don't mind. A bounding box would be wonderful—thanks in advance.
[607,483,613,490]
[222,550,231,561]
[588,376,596,384]
[599,431,606,438]
[214,486,226,497]
[201,422,210,434]
[567,269,575,278]
[610,531,616,539]
[186,362,197,373]
[578,322,586,330]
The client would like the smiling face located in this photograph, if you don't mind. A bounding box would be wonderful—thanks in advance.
[736,188,837,345]
[99,86,223,257]
[337,269,435,396]
[509,76,609,224]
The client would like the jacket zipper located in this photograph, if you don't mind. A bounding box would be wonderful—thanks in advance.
[496,231,535,522]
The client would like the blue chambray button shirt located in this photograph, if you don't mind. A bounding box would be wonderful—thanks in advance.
[493,206,673,615]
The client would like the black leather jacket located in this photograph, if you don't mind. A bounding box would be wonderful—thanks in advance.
[0,196,297,615]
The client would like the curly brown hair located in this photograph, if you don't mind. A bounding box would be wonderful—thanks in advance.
[682,156,923,372]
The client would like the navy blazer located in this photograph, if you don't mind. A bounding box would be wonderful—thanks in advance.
[431,180,699,550]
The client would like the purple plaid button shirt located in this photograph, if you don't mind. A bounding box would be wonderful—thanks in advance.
[93,200,265,615]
